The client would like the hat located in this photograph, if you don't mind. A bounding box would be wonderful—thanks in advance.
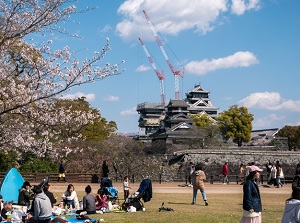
[23,181,31,187]
[250,165,263,173]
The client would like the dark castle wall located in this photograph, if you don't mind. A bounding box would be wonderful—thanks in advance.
[181,149,300,177]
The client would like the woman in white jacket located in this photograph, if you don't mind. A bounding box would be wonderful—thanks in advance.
[281,186,300,223]
[61,184,79,209]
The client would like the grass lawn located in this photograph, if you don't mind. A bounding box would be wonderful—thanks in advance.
[53,188,288,223]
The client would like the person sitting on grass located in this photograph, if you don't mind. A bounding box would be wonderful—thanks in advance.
[95,189,107,210]
[82,185,96,214]
[61,184,79,209]
[1,202,12,220]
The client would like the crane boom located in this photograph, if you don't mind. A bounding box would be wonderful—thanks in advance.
[143,10,184,100]
[138,37,165,107]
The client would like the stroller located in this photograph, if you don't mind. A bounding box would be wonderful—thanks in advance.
[122,178,152,211]
[99,177,118,203]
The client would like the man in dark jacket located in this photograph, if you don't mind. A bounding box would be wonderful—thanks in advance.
[18,181,33,208]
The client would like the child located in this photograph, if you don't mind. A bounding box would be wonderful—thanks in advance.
[191,164,208,206]
[95,189,107,210]
[123,176,131,200]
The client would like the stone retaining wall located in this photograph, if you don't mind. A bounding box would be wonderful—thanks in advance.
[181,149,300,176]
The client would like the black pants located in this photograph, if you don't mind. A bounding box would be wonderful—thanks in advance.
[38,218,51,223]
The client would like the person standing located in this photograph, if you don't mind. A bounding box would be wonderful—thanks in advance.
[281,186,300,223]
[222,162,229,185]
[82,185,96,214]
[191,164,208,206]
[57,160,67,183]
[292,163,300,189]
[239,163,245,185]
[269,163,277,186]
[102,160,109,178]
[240,165,263,223]
[276,163,283,188]
[123,176,131,200]
[32,186,52,223]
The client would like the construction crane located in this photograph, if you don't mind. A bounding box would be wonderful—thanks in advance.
[143,10,184,100]
[138,37,165,107]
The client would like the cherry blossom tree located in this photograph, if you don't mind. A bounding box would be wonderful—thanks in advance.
[0,0,124,157]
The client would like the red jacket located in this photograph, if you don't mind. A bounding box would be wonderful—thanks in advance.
[222,164,229,176]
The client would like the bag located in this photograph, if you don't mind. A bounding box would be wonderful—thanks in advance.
[127,206,136,212]
[242,210,261,217]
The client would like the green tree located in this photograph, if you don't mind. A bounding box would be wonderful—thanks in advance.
[217,105,254,147]
[189,112,223,149]
[276,125,300,150]
[189,112,215,128]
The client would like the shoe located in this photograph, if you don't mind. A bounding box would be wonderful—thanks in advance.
[223,183,226,185]
[205,201,208,206]
[191,202,195,205]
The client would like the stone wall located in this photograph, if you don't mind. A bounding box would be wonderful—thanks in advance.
[181,149,300,177]
[155,148,300,183]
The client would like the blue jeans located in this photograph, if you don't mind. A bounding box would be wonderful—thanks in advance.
[192,189,207,203]
[63,199,75,208]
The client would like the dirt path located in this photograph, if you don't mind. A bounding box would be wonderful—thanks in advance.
[49,182,291,195]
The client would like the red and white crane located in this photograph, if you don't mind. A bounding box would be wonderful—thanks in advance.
[138,37,165,107]
[143,10,184,100]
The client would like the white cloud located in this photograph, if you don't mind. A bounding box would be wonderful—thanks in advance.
[116,1,262,41]
[185,51,258,75]
[116,0,228,41]
[120,107,138,116]
[61,92,95,101]
[253,113,285,129]
[103,95,119,102]
[136,64,151,72]
[231,0,261,16]
[239,92,300,112]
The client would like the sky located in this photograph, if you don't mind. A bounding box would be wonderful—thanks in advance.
[48,0,300,134]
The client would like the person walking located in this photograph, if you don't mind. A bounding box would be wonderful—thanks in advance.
[191,164,208,206]
[281,186,300,223]
[57,160,67,183]
[240,165,263,223]
[222,162,229,185]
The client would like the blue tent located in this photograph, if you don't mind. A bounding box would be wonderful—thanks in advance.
[0,168,25,202]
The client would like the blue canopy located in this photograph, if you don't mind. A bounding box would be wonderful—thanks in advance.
[0,168,25,202]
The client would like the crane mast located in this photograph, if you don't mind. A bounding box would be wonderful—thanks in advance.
[143,10,184,100]
[138,37,165,107]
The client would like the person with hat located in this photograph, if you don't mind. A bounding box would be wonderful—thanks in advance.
[240,165,263,223]
[18,181,33,208]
